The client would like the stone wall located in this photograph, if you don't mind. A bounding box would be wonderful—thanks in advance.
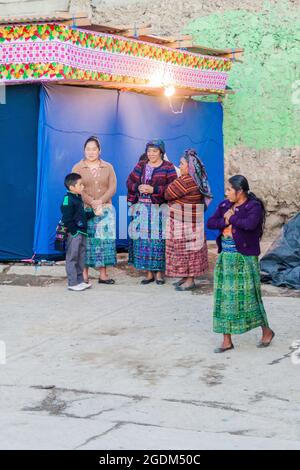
[183,5,300,236]
[88,0,300,236]
[2,0,300,235]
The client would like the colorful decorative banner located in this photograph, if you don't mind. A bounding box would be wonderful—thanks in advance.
[0,24,233,92]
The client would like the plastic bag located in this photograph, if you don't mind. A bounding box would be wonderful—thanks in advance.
[54,220,68,252]
[260,212,300,289]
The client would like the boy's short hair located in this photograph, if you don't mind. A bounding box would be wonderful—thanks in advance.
[64,173,82,190]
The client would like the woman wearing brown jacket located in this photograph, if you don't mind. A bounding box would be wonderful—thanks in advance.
[72,136,117,284]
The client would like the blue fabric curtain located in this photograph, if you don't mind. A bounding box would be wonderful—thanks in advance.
[34,84,224,255]
[0,84,39,260]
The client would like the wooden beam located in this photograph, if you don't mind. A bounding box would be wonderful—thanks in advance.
[114,24,152,36]
[129,34,192,47]
[164,39,196,48]
[54,11,89,20]
[0,11,90,25]
[63,18,91,27]
[0,15,243,64]
[184,45,244,60]
[75,24,120,33]
[79,23,152,36]
[136,33,191,42]
[56,79,235,97]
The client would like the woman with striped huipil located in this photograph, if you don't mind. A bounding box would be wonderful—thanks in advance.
[165,149,213,291]
[127,140,177,284]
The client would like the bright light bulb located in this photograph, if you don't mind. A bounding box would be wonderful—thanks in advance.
[164,85,175,97]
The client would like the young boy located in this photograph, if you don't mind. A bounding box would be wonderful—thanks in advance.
[61,173,95,291]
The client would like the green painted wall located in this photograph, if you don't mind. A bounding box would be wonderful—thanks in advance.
[185,4,300,151]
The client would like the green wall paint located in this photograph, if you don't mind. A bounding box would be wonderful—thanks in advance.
[185,5,300,150]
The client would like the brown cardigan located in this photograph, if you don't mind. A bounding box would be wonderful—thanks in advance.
[72,159,117,207]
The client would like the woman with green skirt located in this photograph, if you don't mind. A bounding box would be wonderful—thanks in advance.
[72,136,117,284]
[207,175,275,353]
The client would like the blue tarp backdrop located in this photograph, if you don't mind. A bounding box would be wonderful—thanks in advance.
[0,85,39,260]
[0,83,224,259]
[34,84,224,256]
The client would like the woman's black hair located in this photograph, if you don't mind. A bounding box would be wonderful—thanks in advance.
[146,145,164,158]
[139,152,148,163]
[228,175,266,236]
[84,136,101,150]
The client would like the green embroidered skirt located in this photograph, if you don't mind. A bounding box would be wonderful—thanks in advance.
[213,237,269,335]
[86,207,116,268]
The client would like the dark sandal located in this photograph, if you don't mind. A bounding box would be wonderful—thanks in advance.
[98,278,115,285]
[175,283,196,291]
[214,344,234,353]
[141,277,155,285]
[257,330,275,348]
[172,279,185,287]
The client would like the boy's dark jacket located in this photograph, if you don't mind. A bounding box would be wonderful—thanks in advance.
[61,192,94,236]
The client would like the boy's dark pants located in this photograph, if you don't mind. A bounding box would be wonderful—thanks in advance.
[65,234,86,286]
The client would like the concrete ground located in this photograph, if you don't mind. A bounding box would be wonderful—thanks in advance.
[0,246,300,450]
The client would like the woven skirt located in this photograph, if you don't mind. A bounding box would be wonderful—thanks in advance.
[213,237,269,334]
[129,202,166,271]
[165,216,208,277]
[86,207,116,268]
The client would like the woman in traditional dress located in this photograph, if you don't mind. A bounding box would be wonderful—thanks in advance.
[165,149,212,291]
[72,136,117,284]
[127,139,177,284]
[207,175,275,353]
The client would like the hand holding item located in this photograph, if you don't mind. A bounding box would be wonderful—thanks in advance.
[224,208,234,225]
[138,184,146,194]
[144,185,154,194]
[139,184,154,194]
[94,205,103,216]
[92,199,102,211]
